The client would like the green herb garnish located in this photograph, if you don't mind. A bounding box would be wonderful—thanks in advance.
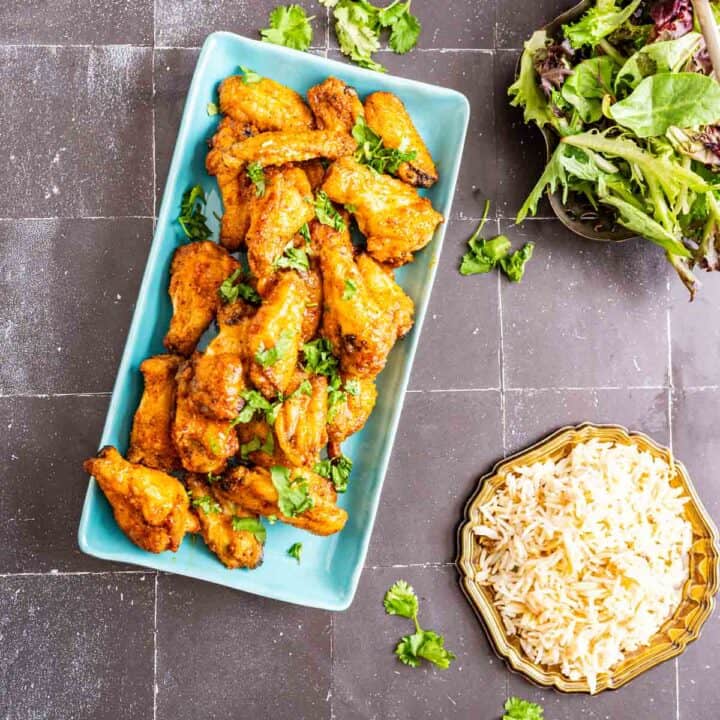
[218,268,262,305]
[270,466,314,517]
[260,5,315,51]
[314,454,353,493]
[503,696,544,720]
[231,390,283,426]
[314,190,346,231]
[207,471,221,484]
[231,516,267,543]
[255,330,293,368]
[246,161,266,197]
[352,116,417,175]
[342,278,358,299]
[239,65,262,84]
[207,101,219,116]
[178,185,212,241]
[192,494,221,515]
[299,222,311,244]
[302,338,340,377]
[287,541,303,563]
[275,245,310,272]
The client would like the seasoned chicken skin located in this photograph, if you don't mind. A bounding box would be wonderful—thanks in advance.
[317,216,409,378]
[322,156,443,266]
[188,300,254,420]
[84,446,195,553]
[307,77,364,134]
[205,117,258,250]
[328,375,378,457]
[128,354,183,471]
[172,361,239,474]
[246,272,308,398]
[219,74,314,132]
[186,474,263,569]
[164,241,239,356]
[245,166,314,290]
[364,91,438,188]
[222,130,356,171]
[217,465,348,536]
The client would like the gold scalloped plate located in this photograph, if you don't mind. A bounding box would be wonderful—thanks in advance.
[456,423,720,694]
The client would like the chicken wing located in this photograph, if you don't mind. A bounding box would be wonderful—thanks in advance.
[205,117,258,250]
[327,375,378,457]
[188,300,254,420]
[128,354,183,471]
[186,474,263,569]
[364,91,438,188]
[316,215,403,378]
[83,446,195,553]
[172,361,239,473]
[222,130,356,171]
[219,73,314,131]
[246,271,308,398]
[164,241,239,356]
[322,156,444,266]
[307,76,364,134]
[245,166,314,290]
[216,465,347,536]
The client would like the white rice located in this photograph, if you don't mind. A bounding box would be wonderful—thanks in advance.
[472,439,692,691]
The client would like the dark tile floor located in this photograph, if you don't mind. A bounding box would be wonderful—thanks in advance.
[0,1,718,718]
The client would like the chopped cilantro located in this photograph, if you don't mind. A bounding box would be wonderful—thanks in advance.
[192,494,221,515]
[255,330,294,368]
[218,268,262,305]
[231,516,267,543]
[342,278,358,300]
[246,161,266,197]
[178,185,212,241]
[352,116,416,175]
[260,5,315,51]
[267,514,278,525]
[231,389,282,426]
[206,101,219,116]
[287,541,303,563]
[239,65,262,84]
[314,190,346,231]
[207,471,221,484]
[270,466,314,517]
[208,437,220,455]
[314,454,353,493]
[299,222,311,244]
[345,379,360,396]
[302,338,340,378]
[240,436,262,458]
[275,244,310,272]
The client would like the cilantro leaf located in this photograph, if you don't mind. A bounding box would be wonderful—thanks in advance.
[342,278,358,299]
[246,161,266,197]
[192,494,221,515]
[395,631,424,667]
[352,116,416,175]
[178,185,212,241]
[270,466,315,517]
[231,389,281,426]
[206,101,219,116]
[314,191,346,230]
[260,5,314,51]
[388,6,421,54]
[207,471,221,484]
[459,234,512,276]
[239,65,262,84]
[218,268,261,305]
[333,1,384,72]
[503,697,545,720]
[383,579,418,619]
[327,374,347,422]
[499,242,535,283]
[314,454,353,493]
[344,378,360,396]
[377,0,407,27]
[275,245,310,272]
[299,222,311,244]
[240,436,262,459]
[302,338,340,377]
[255,330,293,368]
[287,541,303,563]
[231,516,267,543]
[395,630,455,670]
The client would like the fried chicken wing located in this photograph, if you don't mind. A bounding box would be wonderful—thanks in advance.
[222,130,356,171]
[364,91,438,188]
[206,117,258,250]
[164,241,239,356]
[217,465,347,536]
[84,446,194,553]
[316,216,405,378]
[219,74,314,131]
[128,354,183,471]
[307,77,364,134]
[322,156,444,266]
[172,361,239,473]
[327,375,378,457]
[298,159,327,190]
[246,272,308,398]
[245,166,314,290]
[188,300,254,420]
[186,474,263,569]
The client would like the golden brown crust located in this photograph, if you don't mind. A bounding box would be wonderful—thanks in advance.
[364,91,438,188]
[128,354,183,471]
[307,76,364,134]
[327,374,378,457]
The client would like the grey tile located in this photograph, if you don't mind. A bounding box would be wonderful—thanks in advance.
[333,565,508,720]
[409,219,501,391]
[0,395,130,573]
[494,49,552,220]
[500,220,671,389]
[505,387,670,456]
[0,573,154,720]
[367,390,502,566]
[0,46,153,218]
[496,0,572,49]
[507,655,677,720]
[677,605,720,716]
[671,275,720,388]
[330,49,495,220]
[0,218,150,395]
[0,0,153,45]
[156,0,329,48]
[154,48,200,209]
[156,575,332,720]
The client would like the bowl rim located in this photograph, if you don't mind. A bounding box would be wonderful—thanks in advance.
[455,421,720,693]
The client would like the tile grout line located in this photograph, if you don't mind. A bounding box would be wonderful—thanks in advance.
[153,571,159,720]
[152,5,158,718]
[0,570,149,577]
[329,613,335,720]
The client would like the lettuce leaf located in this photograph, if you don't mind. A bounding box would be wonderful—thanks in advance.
[563,0,642,49]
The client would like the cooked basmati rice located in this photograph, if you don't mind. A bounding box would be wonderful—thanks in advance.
[472,439,692,692]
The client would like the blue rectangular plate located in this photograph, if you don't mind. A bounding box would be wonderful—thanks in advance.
[78,31,469,610]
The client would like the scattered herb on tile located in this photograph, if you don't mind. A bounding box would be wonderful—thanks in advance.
[314,190,346,231]
[192,494,222,515]
[178,185,212,241]
[383,580,456,670]
[246,161,266,197]
[231,516,268,543]
[352,116,416,175]
[218,268,262,305]
[287,541,303,563]
[503,697,544,720]
[239,65,262,84]
[207,101,219,116]
[261,4,315,51]
[270,466,315,517]
[314,454,353,492]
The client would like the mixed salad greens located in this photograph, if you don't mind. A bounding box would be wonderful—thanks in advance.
[511,0,720,297]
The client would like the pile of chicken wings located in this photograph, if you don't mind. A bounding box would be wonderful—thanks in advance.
[84,72,443,570]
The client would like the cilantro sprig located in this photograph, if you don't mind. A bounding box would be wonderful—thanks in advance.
[270,465,315,517]
[261,5,315,51]
[352,116,417,175]
[218,268,262,305]
[383,580,456,670]
[314,454,353,493]
[275,244,310,272]
[178,185,213,241]
[239,65,262,84]
[231,389,283,426]
[503,697,544,720]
